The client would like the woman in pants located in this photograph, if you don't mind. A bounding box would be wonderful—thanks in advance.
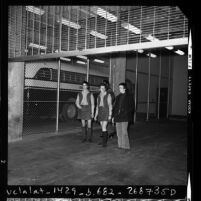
[112,82,134,152]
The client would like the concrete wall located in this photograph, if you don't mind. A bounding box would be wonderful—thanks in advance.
[111,54,126,96]
[171,55,188,116]
[8,62,24,142]
[126,53,187,117]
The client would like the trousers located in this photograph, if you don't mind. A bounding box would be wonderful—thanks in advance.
[116,122,130,149]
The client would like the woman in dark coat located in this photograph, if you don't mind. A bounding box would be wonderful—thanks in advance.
[112,82,134,151]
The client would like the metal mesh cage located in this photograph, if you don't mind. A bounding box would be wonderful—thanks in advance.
[8,6,188,58]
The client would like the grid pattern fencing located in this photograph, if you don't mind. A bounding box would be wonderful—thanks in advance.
[8,6,188,58]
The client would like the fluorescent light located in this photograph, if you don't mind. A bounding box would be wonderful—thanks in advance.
[29,43,47,50]
[55,50,70,53]
[94,59,104,63]
[145,34,160,41]
[146,53,157,58]
[76,60,86,65]
[90,30,108,40]
[138,49,144,53]
[57,18,81,29]
[60,57,71,62]
[133,49,144,53]
[92,7,117,22]
[77,55,88,60]
[175,49,185,55]
[80,8,96,17]
[26,6,45,15]
[121,22,141,34]
[165,46,174,50]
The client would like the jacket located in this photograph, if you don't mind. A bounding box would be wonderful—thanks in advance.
[112,92,134,123]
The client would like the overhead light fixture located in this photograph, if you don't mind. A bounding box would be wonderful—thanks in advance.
[26,6,45,15]
[55,50,66,53]
[174,49,185,55]
[77,55,88,60]
[146,53,157,58]
[80,8,96,17]
[60,57,71,62]
[57,18,81,29]
[92,7,117,22]
[165,46,174,50]
[138,49,144,53]
[90,30,108,40]
[133,49,144,53]
[76,60,86,65]
[145,34,160,42]
[121,22,141,34]
[94,59,104,63]
[29,43,47,50]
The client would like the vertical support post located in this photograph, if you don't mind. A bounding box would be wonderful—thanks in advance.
[45,6,48,54]
[8,62,25,142]
[14,6,17,57]
[167,6,170,40]
[183,16,186,38]
[86,58,90,82]
[115,7,119,46]
[59,6,63,52]
[105,7,108,47]
[167,53,171,119]
[19,6,23,56]
[134,51,138,123]
[56,6,63,133]
[38,6,41,55]
[56,59,61,133]
[127,7,130,44]
[76,6,79,50]
[67,6,71,51]
[32,7,35,56]
[25,6,29,56]
[94,7,97,48]
[146,52,151,121]
[109,56,112,84]
[153,6,156,38]
[157,49,162,119]
[85,6,88,50]
[139,6,143,43]
[25,6,28,56]
[52,6,55,53]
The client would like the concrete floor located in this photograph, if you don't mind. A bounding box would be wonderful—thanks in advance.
[8,120,187,185]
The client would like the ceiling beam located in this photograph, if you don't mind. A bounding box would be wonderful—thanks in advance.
[8,37,188,62]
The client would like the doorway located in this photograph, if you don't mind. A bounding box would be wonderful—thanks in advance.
[156,88,168,118]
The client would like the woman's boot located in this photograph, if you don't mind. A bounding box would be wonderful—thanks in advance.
[81,126,87,142]
[102,131,108,147]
